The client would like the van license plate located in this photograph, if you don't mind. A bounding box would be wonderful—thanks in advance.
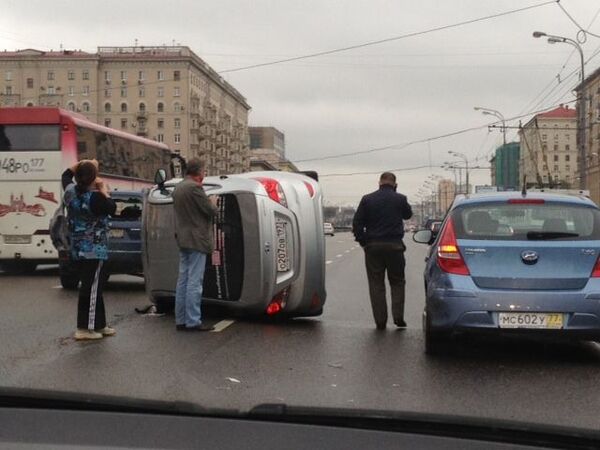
[4,235,31,244]
[498,313,563,329]
[275,221,290,272]
[109,229,125,238]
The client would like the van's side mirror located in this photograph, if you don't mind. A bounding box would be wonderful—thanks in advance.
[154,168,167,186]
[413,229,433,244]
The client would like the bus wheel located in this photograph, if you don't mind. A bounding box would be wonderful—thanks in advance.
[60,273,79,290]
[1,261,37,274]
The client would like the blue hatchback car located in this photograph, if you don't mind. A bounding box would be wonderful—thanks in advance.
[413,191,600,354]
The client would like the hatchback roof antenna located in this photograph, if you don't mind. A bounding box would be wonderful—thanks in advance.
[521,175,527,196]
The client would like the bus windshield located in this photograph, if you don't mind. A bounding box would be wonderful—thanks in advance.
[0,125,60,151]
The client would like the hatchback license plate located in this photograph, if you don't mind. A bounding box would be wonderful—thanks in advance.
[275,221,290,272]
[498,312,563,329]
[109,229,125,238]
[3,235,31,244]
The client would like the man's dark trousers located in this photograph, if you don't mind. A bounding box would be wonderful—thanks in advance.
[364,241,406,327]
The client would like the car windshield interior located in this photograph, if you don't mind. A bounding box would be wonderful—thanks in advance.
[111,197,142,221]
[454,202,600,240]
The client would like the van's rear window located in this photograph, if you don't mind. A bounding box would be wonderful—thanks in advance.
[453,202,600,240]
[0,125,60,151]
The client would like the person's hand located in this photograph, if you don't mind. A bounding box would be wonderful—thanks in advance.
[95,178,109,197]
[209,195,219,207]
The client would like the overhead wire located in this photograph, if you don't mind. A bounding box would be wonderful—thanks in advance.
[218,0,557,74]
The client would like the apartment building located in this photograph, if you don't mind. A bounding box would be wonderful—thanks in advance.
[518,104,577,188]
[0,46,251,174]
[492,142,520,190]
[577,66,600,203]
[437,179,456,214]
[248,126,297,172]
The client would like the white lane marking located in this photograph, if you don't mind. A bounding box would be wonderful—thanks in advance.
[336,254,343,258]
[326,260,333,265]
[52,285,63,289]
[211,319,235,333]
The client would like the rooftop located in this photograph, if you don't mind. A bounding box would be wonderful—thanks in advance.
[536,104,577,119]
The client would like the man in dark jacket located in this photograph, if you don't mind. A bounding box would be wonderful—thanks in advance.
[353,172,413,330]
[172,158,218,332]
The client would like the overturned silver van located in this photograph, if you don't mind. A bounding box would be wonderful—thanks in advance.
[142,171,326,318]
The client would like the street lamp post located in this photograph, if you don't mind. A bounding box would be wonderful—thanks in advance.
[533,30,586,190]
[474,106,506,145]
[448,151,470,194]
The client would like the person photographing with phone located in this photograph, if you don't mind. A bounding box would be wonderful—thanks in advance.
[62,159,117,341]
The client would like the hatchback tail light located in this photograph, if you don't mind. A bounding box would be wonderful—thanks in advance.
[266,287,290,315]
[254,177,288,207]
[591,257,600,277]
[304,181,315,198]
[437,218,469,276]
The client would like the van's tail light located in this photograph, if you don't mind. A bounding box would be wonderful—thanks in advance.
[254,177,288,207]
[266,287,290,315]
[304,181,315,198]
[437,218,469,276]
[591,257,600,277]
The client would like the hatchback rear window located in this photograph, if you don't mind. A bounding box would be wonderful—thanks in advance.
[111,196,142,221]
[453,201,600,240]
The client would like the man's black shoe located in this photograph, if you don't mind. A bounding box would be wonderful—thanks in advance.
[186,324,215,332]
[376,323,386,330]
[394,320,407,329]
[176,324,186,331]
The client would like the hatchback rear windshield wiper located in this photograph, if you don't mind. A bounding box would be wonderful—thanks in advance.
[526,231,579,240]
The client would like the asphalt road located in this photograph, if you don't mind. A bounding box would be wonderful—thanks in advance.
[1,233,600,430]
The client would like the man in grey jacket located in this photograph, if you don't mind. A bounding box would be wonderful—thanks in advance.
[172,158,218,331]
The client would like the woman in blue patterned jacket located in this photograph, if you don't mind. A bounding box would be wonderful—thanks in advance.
[62,160,117,341]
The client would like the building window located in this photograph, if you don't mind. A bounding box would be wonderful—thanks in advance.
[158,70,164,81]
[121,88,127,98]
[121,102,127,113]
[82,102,90,112]
[47,86,56,95]
[105,89,112,98]
[121,118,128,129]
[174,70,181,81]
[104,102,111,113]
[174,118,181,128]
[82,86,90,96]
[543,164,548,171]
[553,154,558,162]
[104,119,111,127]
[174,87,180,97]
[4,86,11,95]
[174,102,181,113]
[565,154,570,161]
[566,165,570,171]
[565,145,570,151]
[553,165,559,172]
[26,78,33,89]
[139,87,145,97]
[67,70,75,80]
[138,70,144,81]
[554,144,558,151]
[157,87,164,97]
[542,134,547,141]
[157,118,164,128]
[120,71,127,81]
[139,102,146,112]
[5,71,12,81]
[82,70,89,80]
[104,71,111,81]
[543,155,548,162]
[174,133,181,144]
[68,86,74,96]
[47,71,54,81]
[157,102,164,113]
[554,134,558,141]
[67,102,76,111]
[542,144,548,151]
[566,134,570,140]
[156,133,164,142]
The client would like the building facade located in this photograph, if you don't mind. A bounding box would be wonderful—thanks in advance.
[493,142,520,190]
[437,178,456,214]
[248,126,297,172]
[0,46,251,175]
[518,104,577,189]
[577,66,600,204]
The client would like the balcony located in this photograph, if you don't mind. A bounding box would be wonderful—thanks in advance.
[38,94,62,106]
[137,110,147,119]
[136,125,148,136]
[0,93,21,106]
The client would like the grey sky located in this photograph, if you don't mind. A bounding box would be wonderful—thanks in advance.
[1,0,598,206]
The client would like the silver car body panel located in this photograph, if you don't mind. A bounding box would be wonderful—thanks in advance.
[142,171,326,317]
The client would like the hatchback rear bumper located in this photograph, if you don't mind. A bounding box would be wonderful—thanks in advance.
[427,285,600,340]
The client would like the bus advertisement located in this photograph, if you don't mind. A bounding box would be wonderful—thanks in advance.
[0,107,172,273]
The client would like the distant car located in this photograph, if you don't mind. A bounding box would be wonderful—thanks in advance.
[143,171,326,318]
[323,222,335,236]
[59,190,144,289]
[414,191,600,354]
